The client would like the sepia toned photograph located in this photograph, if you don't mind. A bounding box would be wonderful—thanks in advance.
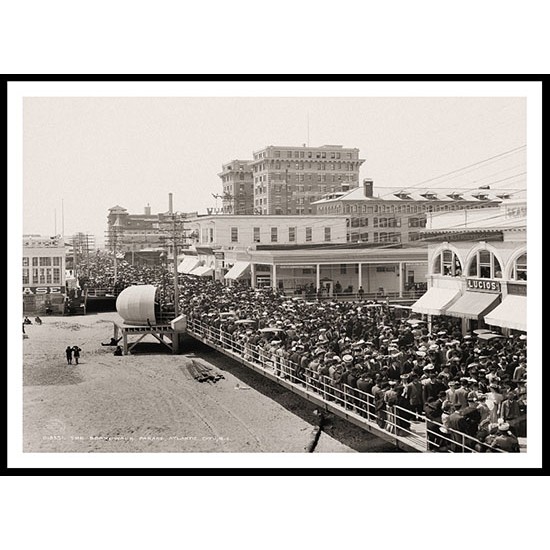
[10,80,541,468]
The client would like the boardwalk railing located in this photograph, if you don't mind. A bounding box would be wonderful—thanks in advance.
[185,317,506,453]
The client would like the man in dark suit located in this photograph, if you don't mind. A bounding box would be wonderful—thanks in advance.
[424,395,444,450]
[454,378,470,409]
[457,395,482,449]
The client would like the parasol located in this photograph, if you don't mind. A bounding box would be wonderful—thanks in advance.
[407,319,426,325]
[473,329,492,335]
[477,332,506,340]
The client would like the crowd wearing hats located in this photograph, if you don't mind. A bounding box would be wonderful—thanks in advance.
[174,276,527,453]
[75,252,174,306]
[78,254,526,452]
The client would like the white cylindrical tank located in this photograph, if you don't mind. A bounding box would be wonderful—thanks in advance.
[116,285,157,325]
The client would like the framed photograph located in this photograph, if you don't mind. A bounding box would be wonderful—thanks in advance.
[7,77,543,474]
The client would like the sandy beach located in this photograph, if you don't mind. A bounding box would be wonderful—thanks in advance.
[22,312,399,454]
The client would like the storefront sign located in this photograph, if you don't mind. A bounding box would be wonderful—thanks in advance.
[22,286,66,295]
[466,278,501,293]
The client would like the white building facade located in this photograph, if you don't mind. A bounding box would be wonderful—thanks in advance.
[184,214,428,299]
[22,235,67,314]
[411,198,527,334]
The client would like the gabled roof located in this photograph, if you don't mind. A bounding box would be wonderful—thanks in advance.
[313,186,524,205]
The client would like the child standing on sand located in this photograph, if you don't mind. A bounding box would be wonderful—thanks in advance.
[72,345,82,365]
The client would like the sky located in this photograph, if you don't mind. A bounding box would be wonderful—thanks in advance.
[22,93,527,246]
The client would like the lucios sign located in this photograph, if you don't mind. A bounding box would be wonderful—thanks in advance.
[466,278,501,293]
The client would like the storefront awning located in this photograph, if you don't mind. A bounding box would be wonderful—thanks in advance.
[188,265,214,277]
[178,257,200,274]
[411,287,461,316]
[444,291,500,321]
[224,261,250,280]
[484,295,527,332]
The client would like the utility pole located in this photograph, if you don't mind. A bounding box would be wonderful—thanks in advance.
[113,228,118,282]
[172,214,180,318]
[160,211,188,319]
[72,235,77,280]
[105,226,120,282]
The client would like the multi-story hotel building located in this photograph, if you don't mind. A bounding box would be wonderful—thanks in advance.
[22,234,66,314]
[249,144,364,215]
[313,179,504,245]
[106,194,195,262]
[218,160,254,214]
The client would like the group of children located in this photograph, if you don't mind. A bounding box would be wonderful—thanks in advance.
[64,345,82,365]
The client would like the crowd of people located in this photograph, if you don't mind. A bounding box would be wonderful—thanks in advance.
[77,254,527,452]
[76,252,174,305]
[175,277,527,453]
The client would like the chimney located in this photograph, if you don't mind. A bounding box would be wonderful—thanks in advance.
[363,178,374,198]
[168,193,173,214]
[144,203,151,216]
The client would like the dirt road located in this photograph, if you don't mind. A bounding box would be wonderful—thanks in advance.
[23,313,398,453]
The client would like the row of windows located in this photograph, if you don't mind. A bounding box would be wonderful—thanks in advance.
[253,160,358,172]
[232,226,327,244]
[22,267,61,285]
[254,173,356,184]
[257,150,354,160]
[347,231,424,243]
[23,257,62,267]
[343,216,425,228]
[221,172,248,183]
[433,250,527,281]
[255,182,351,195]
[319,203,489,215]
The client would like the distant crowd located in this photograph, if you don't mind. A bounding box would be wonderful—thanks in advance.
[76,252,173,305]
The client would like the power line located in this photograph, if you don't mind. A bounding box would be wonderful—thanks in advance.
[374,145,526,198]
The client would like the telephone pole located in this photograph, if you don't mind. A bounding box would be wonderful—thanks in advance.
[104,225,122,284]
[172,214,180,318]
[160,211,188,319]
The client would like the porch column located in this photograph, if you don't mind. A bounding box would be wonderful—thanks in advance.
[316,264,320,290]
[250,263,256,289]
[272,264,277,289]
[358,263,362,291]
[399,262,403,298]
